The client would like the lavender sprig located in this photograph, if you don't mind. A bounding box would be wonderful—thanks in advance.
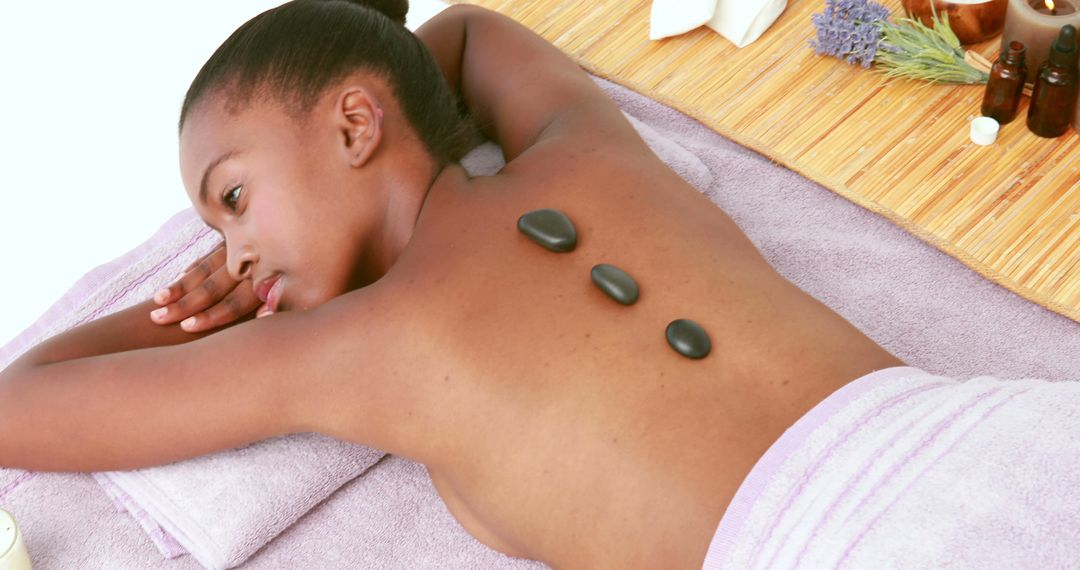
[810,0,891,68]
[810,0,988,84]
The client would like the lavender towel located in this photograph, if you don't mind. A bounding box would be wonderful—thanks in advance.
[0,76,1078,568]
[704,366,1080,569]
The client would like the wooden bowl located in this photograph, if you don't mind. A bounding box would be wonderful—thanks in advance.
[901,0,1009,44]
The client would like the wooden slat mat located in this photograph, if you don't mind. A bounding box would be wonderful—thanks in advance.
[450,0,1080,323]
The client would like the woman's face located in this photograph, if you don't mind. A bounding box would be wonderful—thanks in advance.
[179,95,375,313]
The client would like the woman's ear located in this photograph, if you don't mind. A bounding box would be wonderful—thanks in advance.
[337,87,384,168]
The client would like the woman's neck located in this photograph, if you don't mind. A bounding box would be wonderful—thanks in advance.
[355,150,442,286]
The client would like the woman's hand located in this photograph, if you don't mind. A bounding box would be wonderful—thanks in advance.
[150,242,265,332]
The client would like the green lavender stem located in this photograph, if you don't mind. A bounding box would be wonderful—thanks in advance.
[874,14,988,84]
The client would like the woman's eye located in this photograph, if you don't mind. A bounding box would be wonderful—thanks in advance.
[223,186,243,211]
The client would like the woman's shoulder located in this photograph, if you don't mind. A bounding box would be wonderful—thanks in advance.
[419,5,655,167]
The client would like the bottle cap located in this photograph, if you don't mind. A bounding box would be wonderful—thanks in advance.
[1049,25,1078,68]
[970,116,999,145]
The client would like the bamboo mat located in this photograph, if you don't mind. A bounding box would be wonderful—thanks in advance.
[449,0,1080,324]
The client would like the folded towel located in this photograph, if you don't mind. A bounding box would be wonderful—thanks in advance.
[649,0,788,47]
[704,367,1080,569]
[95,473,188,559]
[95,435,383,570]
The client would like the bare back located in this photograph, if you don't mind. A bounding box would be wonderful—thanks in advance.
[323,129,904,568]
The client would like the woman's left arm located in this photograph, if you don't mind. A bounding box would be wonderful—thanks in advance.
[3,299,218,377]
[0,304,294,471]
[4,242,262,379]
[0,286,422,473]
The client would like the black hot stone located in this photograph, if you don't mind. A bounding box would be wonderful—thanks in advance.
[665,319,711,359]
[517,208,577,253]
[590,264,640,305]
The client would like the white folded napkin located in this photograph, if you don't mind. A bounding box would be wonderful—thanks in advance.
[649,0,787,48]
[649,0,715,40]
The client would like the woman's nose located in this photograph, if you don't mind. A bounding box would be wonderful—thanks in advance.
[226,244,258,281]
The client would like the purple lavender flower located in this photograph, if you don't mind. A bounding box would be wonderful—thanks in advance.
[810,0,891,68]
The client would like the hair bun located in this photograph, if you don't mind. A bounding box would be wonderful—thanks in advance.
[349,0,408,26]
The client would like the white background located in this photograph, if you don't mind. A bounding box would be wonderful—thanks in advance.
[0,0,447,347]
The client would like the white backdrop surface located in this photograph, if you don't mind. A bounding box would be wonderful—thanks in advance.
[0,0,447,348]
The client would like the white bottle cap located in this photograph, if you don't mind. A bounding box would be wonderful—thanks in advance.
[0,509,32,570]
[970,116,1000,146]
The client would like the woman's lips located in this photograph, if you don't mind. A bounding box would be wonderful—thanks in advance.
[254,274,285,313]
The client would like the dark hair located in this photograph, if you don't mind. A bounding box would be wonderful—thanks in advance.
[179,0,474,164]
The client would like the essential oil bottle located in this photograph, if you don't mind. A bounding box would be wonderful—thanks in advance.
[982,41,1027,125]
[1028,25,1080,138]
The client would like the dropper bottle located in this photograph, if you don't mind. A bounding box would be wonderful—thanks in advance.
[981,41,1027,124]
[1027,25,1080,138]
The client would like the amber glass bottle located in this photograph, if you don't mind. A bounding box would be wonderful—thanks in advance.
[981,41,1027,124]
[1028,25,1080,138]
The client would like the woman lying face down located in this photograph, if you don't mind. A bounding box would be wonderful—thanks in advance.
[0,1,907,568]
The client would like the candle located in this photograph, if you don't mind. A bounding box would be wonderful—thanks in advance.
[0,509,32,570]
[1001,0,1080,82]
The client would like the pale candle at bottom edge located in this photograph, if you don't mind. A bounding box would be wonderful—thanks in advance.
[0,509,32,570]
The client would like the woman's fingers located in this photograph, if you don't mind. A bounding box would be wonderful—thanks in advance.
[177,283,262,333]
[153,243,226,307]
[151,251,236,325]
[148,241,263,332]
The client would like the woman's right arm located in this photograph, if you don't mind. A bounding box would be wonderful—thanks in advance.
[415,5,648,164]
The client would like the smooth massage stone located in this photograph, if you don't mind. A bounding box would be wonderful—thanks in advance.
[517,208,577,253]
[591,264,640,305]
[666,319,711,359]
